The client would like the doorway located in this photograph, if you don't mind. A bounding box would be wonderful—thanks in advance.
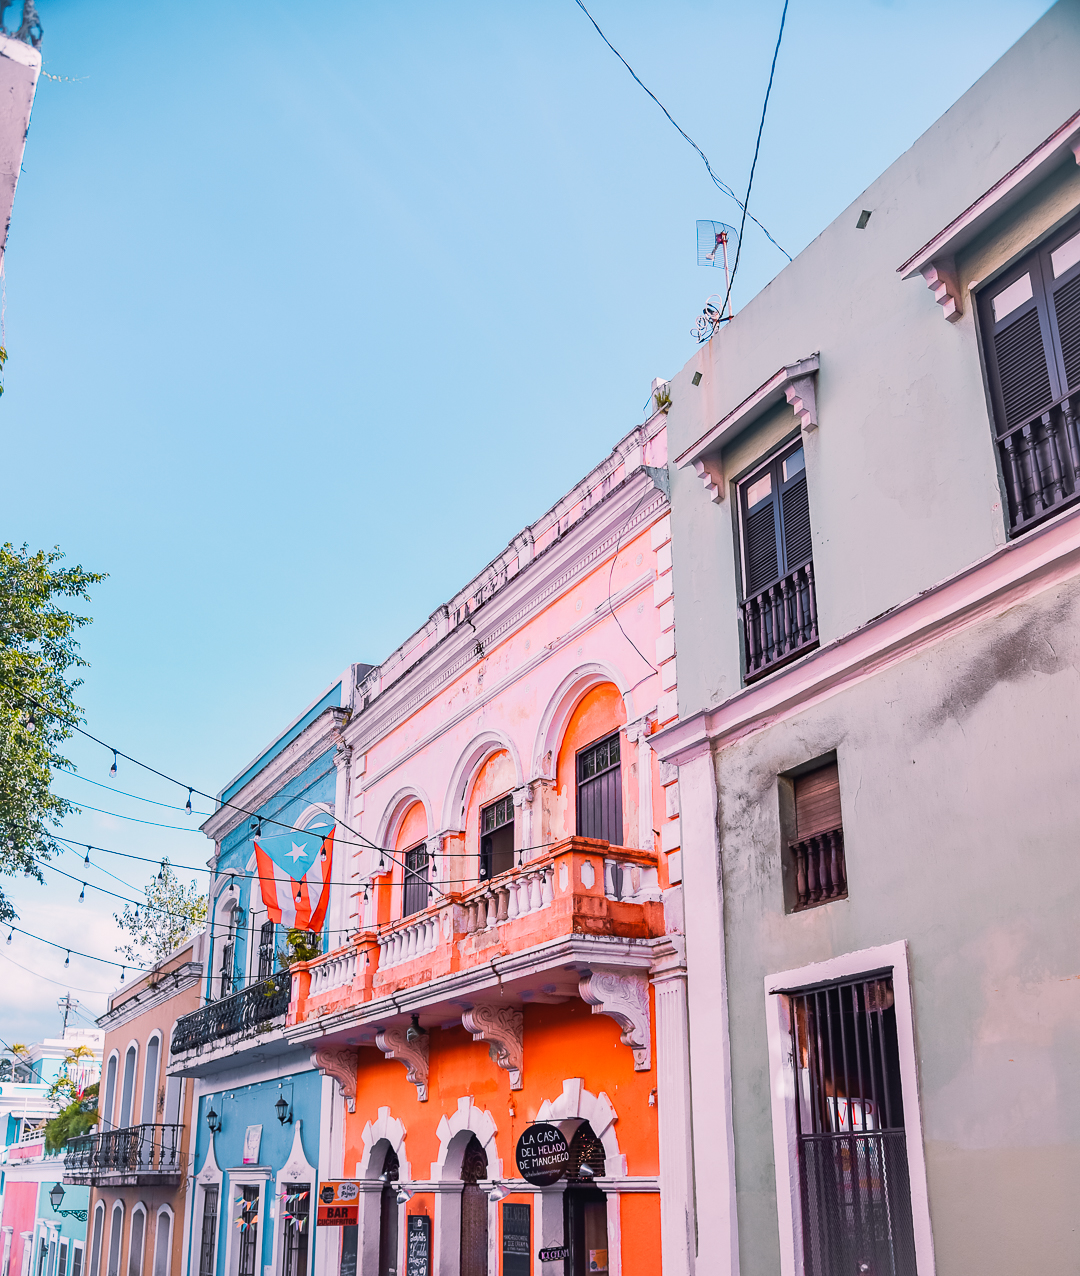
[564,1122,609,1276]
[377,1147,400,1276]
[459,1135,489,1276]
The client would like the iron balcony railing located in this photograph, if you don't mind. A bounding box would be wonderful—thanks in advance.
[997,387,1080,535]
[170,970,291,1055]
[790,826,846,911]
[743,560,818,680]
[64,1123,183,1185]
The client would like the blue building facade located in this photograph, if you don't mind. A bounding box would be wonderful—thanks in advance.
[169,672,366,1276]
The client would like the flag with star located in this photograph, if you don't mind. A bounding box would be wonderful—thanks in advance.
[253,819,335,931]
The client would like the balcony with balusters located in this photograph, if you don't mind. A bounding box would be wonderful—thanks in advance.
[285,837,664,1030]
[743,559,818,680]
[63,1123,184,1188]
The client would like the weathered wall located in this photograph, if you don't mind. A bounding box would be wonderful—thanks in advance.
[709,573,1080,1275]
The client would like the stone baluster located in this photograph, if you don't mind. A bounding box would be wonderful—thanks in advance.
[541,867,555,907]
[506,878,520,920]
[482,892,496,930]
[496,886,510,923]
[528,872,543,913]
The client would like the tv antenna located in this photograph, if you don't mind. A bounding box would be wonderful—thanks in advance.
[692,221,739,340]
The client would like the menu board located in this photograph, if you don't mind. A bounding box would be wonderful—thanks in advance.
[502,1203,530,1276]
[405,1215,431,1276]
[340,1225,357,1276]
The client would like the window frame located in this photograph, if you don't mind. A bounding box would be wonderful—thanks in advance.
[575,731,624,844]
[479,794,515,882]
[401,842,430,919]
[763,941,935,1276]
[736,437,812,602]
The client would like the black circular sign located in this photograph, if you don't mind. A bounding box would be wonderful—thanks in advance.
[515,1123,570,1186]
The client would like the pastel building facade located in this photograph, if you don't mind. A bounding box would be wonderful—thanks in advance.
[656,4,1080,1275]
[1,1141,90,1276]
[280,412,690,1276]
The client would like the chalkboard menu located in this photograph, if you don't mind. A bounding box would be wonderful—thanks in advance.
[405,1215,431,1276]
[339,1225,357,1276]
[502,1203,530,1276]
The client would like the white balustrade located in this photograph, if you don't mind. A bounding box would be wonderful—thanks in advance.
[377,914,441,970]
[309,950,357,996]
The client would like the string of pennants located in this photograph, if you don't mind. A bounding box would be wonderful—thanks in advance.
[281,1189,309,1233]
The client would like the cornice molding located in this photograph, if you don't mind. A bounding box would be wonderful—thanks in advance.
[98,962,203,1032]
[655,502,1080,766]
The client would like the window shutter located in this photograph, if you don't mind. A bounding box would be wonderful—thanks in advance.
[794,762,841,838]
[780,474,812,569]
[1053,272,1080,392]
[744,500,779,595]
[994,307,1054,428]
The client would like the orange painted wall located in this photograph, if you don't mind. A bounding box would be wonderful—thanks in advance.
[621,1193,663,1275]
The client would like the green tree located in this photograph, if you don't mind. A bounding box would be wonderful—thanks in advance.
[44,1081,98,1154]
[114,858,208,964]
[0,543,106,920]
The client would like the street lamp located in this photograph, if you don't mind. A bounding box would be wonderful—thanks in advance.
[274,1096,292,1126]
[206,1106,221,1134]
[48,1184,87,1223]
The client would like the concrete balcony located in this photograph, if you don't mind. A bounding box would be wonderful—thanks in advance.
[284,839,670,1076]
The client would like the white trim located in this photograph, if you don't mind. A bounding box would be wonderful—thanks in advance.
[439,733,525,834]
[87,1205,105,1276]
[271,1122,317,1276]
[431,1097,501,1180]
[101,1053,120,1132]
[374,789,436,852]
[530,663,630,785]
[191,1134,224,1276]
[762,940,936,1276]
[151,1207,172,1276]
[356,1107,410,1180]
[126,1206,147,1276]
[534,1079,625,1176]
[118,1042,139,1131]
[140,1034,163,1126]
[105,1203,124,1276]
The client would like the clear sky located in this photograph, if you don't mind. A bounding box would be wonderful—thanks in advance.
[1,0,1053,1045]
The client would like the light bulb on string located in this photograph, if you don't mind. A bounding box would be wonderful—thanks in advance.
[120,967,125,982]
[5,928,12,945]
[133,909,140,928]
[109,750,118,777]
[64,951,70,967]
[79,883,85,901]
[158,862,166,883]
[84,846,90,865]
[185,789,193,816]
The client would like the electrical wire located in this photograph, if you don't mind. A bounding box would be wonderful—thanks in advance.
[717,0,790,320]
[606,486,659,677]
[573,0,791,262]
[0,950,110,997]
[3,923,149,974]
[57,767,214,816]
[51,796,204,832]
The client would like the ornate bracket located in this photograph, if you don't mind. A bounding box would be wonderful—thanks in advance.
[375,1026,429,1102]
[785,374,818,431]
[579,971,652,1071]
[311,1047,359,1113]
[461,1005,524,1090]
[920,256,962,323]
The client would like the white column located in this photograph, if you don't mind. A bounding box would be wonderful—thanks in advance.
[652,938,695,1276]
[313,1075,337,1276]
[431,1184,463,1276]
[533,1187,564,1276]
[678,747,738,1275]
[626,718,655,851]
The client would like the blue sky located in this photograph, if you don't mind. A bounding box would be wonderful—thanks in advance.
[1,0,1052,1043]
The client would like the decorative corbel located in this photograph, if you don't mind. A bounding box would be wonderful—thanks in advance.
[785,374,818,431]
[693,457,724,504]
[310,1047,360,1113]
[461,1005,524,1090]
[578,970,652,1071]
[920,255,962,323]
[375,1026,429,1102]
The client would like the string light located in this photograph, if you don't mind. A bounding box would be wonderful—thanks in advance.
[84,846,90,865]
[64,951,70,967]
[79,883,85,901]
[185,788,193,815]
[5,929,11,946]
[109,750,118,777]
[120,967,125,982]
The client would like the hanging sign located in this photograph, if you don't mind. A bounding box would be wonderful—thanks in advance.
[538,1246,570,1262]
[316,1180,360,1226]
[405,1215,431,1276]
[514,1123,570,1186]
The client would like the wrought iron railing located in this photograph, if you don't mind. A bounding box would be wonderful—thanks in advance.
[743,560,818,680]
[997,387,1080,534]
[790,826,846,911]
[64,1123,183,1182]
[170,971,291,1054]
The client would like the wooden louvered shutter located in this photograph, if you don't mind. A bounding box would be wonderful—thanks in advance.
[993,306,1054,429]
[744,494,779,595]
[794,762,841,839]
[780,473,812,570]
[1053,271,1080,392]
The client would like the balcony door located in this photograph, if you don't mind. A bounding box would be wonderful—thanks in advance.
[377,1147,399,1276]
[577,732,622,844]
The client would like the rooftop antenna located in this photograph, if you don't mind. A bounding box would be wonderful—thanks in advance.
[693,221,739,340]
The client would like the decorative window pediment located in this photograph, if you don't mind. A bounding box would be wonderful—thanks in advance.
[898,108,1080,321]
[675,355,819,503]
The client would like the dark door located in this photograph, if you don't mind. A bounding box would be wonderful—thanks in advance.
[459,1135,489,1276]
[237,1188,259,1276]
[378,1147,400,1276]
[576,733,622,844]
[563,1187,608,1276]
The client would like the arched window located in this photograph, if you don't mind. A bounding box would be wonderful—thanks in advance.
[140,1038,160,1126]
[151,1209,172,1276]
[127,1208,145,1276]
[119,1047,138,1129]
[101,1055,118,1131]
[393,803,429,920]
[464,751,517,886]
[557,683,627,846]
[375,1144,399,1276]
[106,1204,124,1276]
[88,1203,105,1276]
[459,1135,488,1276]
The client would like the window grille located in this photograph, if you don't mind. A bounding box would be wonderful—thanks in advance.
[197,1187,218,1276]
[236,1188,259,1276]
[219,942,234,1000]
[576,733,623,844]
[789,762,846,910]
[281,1183,310,1276]
[739,443,818,680]
[786,972,917,1276]
[402,843,430,918]
[257,921,275,980]
[480,795,515,881]
[979,213,1080,534]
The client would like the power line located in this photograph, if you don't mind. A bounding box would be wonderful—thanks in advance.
[573,0,791,263]
[0,950,107,997]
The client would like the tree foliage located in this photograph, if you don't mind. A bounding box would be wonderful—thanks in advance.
[0,543,106,920]
[114,858,208,964]
[44,1081,99,1154]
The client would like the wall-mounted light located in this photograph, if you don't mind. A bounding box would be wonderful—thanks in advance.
[488,1182,510,1204]
[578,1163,596,1179]
[405,1014,426,1045]
[275,1095,293,1126]
[206,1105,221,1134]
[47,1183,87,1222]
[393,1183,413,1206]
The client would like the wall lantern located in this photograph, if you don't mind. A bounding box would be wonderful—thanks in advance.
[488,1182,510,1204]
[394,1184,413,1206]
[405,1014,426,1045]
[206,1106,221,1134]
[48,1183,87,1223]
[275,1096,292,1126]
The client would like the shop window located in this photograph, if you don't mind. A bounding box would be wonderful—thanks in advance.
[402,843,430,918]
[280,1184,310,1276]
[576,732,622,844]
[480,796,514,881]
[979,212,1080,534]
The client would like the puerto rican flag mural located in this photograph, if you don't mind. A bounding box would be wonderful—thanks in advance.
[254,819,335,931]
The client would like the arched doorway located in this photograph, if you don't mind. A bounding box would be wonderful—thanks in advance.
[377,1145,400,1276]
[563,1123,609,1276]
[459,1135,488,1276]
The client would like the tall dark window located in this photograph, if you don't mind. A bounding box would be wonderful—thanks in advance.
[786,973,917,1276]
[788,761,846,911]
[236,1188,259,1276]
[576,732,623,844]
[459,1136,489,1276]
[480,796,515,881]
[402,843,430,918]
[377,1147,400,1276]
[197,1187,218,1276]
[280,1183,310,1276]
[258,921,275,980]
[218,941,234,1000]
[979,214,1080,534]
[739,442,817,680]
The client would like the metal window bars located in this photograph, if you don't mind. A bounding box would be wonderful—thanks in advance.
[170,970,291,1054]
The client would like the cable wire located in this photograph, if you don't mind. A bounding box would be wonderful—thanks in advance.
[57,767,214,816]
[573,0,791,262]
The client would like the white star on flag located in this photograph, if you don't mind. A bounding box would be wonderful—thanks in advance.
[285,843,308,862]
